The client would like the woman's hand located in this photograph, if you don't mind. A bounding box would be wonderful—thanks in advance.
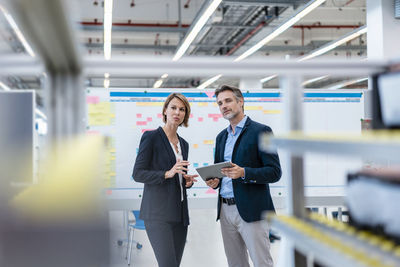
[165,159,190,179]
[183,174,198,187]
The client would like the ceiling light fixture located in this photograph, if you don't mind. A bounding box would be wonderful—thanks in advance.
[161,73,168,79]
[35,109,47,120]
[326,77,368,90]
[153,79,163,88]
[0,5,35,57]
[173,0,222,61]
[298,25,367,61]
[104,0,113,60]
[0,81,11,91]
[260,74,278,84]
[197,74,222,89]
[302,75,329,86]
[235,0,326,62]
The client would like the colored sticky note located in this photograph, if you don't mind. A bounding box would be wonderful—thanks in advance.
[86,96,99,104]
[206,188,217,194]
[244,106,262,111]
[203,163,209,166]
[136,121,147,126]
[136,114,142,118]
[198,102,208,107]
[88,114,111,126]
[193,144,199,149]
[88,102,111,114]
[198,117,203,122]
[147,117,152,122]
[213,117,219,122]
[263,110,281,114]
[203,140,214,145]
[193,163,199,168]
[205,91,214,98]
[157,113,162,118]
[190,114,194,118]
[142,128,155,133]
[136,102,163,106]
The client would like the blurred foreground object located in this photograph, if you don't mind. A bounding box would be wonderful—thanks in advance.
[0,135,109,267]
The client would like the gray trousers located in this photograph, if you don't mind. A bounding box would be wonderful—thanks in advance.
[144,220,187,267]
[220,203,273,267]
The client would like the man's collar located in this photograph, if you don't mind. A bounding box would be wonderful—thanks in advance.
[227,115,248,134]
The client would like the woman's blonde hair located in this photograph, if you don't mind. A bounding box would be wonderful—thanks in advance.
[162,93,191,127]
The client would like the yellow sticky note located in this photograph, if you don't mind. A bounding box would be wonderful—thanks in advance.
[263,110,281,114]
[244,106,262,111]
[136,102,163,106]
[193,144,199,149]
[203,140,214,145]
[88,114,111,126]
[197,102,208,107]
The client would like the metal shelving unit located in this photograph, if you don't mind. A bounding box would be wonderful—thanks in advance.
[258,61,400,266]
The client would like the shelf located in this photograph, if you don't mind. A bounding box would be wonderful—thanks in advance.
[268,214,400,267]
[260,131,400,163]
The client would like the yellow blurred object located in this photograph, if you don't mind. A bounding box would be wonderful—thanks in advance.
[10,135,106,224]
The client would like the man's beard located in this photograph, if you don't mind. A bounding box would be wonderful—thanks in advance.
[223,110,239,120]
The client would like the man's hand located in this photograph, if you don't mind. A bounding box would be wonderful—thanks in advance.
[184,174,198,187]
[221,163,244,179]
[205,178,220,189]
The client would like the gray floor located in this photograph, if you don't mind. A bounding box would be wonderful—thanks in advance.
[109,209,281,267]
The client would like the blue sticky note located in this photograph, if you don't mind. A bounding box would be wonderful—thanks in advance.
[194,163,199,167]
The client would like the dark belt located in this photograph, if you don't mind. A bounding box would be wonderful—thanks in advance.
[221,197,236,205]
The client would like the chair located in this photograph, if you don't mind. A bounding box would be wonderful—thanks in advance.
[125,210,145,266]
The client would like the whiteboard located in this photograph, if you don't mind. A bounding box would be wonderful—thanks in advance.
[86,89,364,200]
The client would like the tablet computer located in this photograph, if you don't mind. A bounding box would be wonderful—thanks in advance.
[195,162,233,181]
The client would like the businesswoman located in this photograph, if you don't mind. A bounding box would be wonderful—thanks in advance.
[132,93,198,267]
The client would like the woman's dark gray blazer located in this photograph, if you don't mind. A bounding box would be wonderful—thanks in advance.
[132,127,190,226]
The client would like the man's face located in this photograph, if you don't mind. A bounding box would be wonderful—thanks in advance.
[216,90,243,121]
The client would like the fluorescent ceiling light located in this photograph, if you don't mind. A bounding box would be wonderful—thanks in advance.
[0,81,11,91]
[104,72,110,78]
[260,26,367,83]
[173,0,222,61]
[104,0,113,60]
[298,25,367,61]
[103,78,110,88]
[235,0,325,62]
[35,109,47,120]
[161,73,168,79]
[326,77,368,90]
[260,75,278,84]
[153,79,163,88]
[0,5,35,57]
[302,75,329,86]
[197,74,222,89]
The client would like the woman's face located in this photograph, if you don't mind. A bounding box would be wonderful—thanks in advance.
[164,97,186,127]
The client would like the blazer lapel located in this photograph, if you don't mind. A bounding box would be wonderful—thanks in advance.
[232,117,251,161]
[157,127,176,166]
[219,130,228,162]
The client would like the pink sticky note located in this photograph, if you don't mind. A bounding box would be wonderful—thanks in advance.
[142,129,155,133]
[157,113,162,118]
[86,130,100,135]
[147,117,152,122]
[86,96,99,104]
[190,114,194,118]
[136,114,142,118]
[213,117,219,122]
[206,188,217,194]
[198,117,203,122]
[136,121,147,126]
[205,91,214,98]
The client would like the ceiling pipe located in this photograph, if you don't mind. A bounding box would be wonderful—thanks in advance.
[226,21,265,56]
[293,24,360,29]
[81,21,190,28]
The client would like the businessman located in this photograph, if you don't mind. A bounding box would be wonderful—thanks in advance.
[206,85,281,267]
